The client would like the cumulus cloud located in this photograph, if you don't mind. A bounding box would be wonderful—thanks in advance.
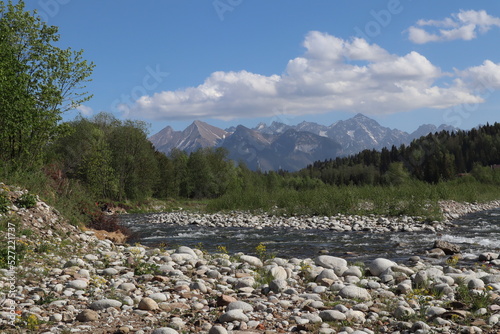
[408,9,500,44]
[125,31,488,121]
[76,104,94,116]
[457,60,500,91]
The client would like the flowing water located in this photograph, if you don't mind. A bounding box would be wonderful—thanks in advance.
[121,209,500,263]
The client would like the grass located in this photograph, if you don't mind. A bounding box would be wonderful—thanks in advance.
[0,192,9,213]
[206,177,500,220]
[122,197,210,214]
[454,280,494,312]
[2,159,500,229]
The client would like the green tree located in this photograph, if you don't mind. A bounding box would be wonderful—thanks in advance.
[51,117,117,198]
[77,131,117,199]
[109,119,159,200]
[384,162,410,186]
[153,151,175,199]
[186,149,215,198]
[0,1,94,168]
[170,148,189,197]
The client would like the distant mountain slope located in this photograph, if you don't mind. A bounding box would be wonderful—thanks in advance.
[219,126,341,171]
[149,114,457,171]
[150,120,228,154]
[326,113,407,155]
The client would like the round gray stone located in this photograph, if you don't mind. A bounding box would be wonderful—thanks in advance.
[218,309,249,323]
[152,328,179,334]
[468,278,485,290]
[339,286,371,301]
[314,255,348,275]
[103,268,119,275]
[269,279,287,293]
[89,299,122,310]
[208,325,228,334]
[239,255,263,267]
[148,293,167,302]
[369,258,396,276]
[226,301,254,312]
[118,283,136,292]
[66,280,88,290]
[319,310,346,321]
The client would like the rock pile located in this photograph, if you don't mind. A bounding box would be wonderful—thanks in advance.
[1,231,499,333]
[440,200,500,221]
[140,211,452,234]
[0,186,499,333]
[133,199,500,234]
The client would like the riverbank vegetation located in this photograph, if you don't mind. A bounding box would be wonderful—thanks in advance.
[1,1,500,229]
[2,113,500,224]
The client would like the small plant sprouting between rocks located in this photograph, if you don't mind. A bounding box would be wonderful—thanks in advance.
[253,267,275,288]
[194,242,208,255]
[446,254,460,267]
[134,261,160,276]
[255,242,275,261]
[15,193,38,209]
[454,281,494,312]
[216,245,228,254]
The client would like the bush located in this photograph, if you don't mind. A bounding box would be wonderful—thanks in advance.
[16,193,37,208]
[85,210,131,237]
[0,193,9,213]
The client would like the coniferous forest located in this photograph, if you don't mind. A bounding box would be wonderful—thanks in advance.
[300,123,500,186]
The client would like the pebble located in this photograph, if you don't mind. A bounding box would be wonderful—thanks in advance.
[226,301,254,312]
[66,279,88,290]
[218,309,249,322]
[209,325,228,334]
[339,286,372,301]
[138,297,159,311]
[319,310,347,321]
[76,309,99,322]
[152,328,179,334]
[89,299,123,310]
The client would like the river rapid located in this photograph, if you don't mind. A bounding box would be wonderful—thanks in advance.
[121,208,500,263]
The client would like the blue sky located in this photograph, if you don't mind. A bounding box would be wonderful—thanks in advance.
[25,0,500,135]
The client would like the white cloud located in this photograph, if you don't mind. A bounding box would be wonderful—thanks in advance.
[408,9,500,44]
[458,60,500,91]
[76,105,94,116]
[126,31,487,121]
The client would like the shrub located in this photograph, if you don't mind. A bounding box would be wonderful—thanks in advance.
[16,193,37,208]
[0,193,10,213]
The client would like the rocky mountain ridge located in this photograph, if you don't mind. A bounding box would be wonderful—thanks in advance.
[149,114,456,171]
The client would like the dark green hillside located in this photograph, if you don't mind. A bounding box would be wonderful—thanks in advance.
[299,123,500,185]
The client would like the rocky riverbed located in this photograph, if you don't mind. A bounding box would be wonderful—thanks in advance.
[123,200,500,235]
[0,186,499,333]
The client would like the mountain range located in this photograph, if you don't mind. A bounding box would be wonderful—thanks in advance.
[149,113,456,171]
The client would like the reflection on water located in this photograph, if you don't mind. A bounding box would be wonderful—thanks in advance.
[121,209,500,262]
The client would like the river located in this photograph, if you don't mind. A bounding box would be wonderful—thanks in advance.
[120,209,500,263]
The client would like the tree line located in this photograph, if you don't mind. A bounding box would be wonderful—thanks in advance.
[2,0,500,219]
[298,123,500,186]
